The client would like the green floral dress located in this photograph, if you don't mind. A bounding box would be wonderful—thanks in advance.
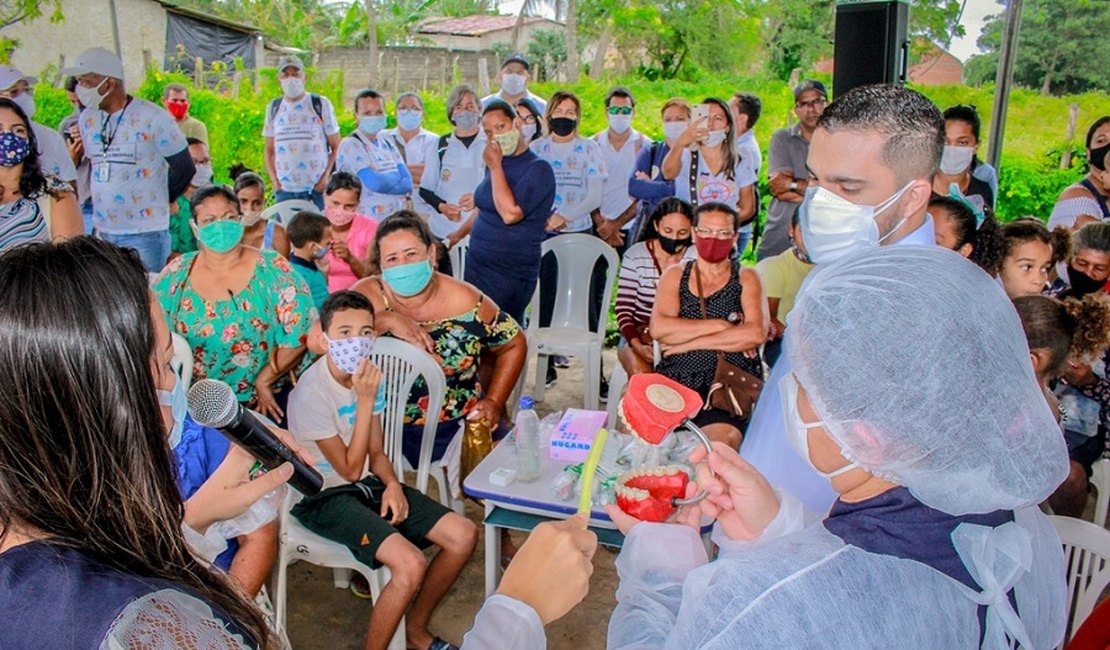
[154,249,317,404]
[398,295,520,426]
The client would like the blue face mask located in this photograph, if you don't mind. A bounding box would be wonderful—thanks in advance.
[157,371,187,449]
[359,115,387,135]
[382,259,433,297]
[396,109,423,131]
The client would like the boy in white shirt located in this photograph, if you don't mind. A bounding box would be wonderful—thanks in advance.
[288,291,477,650]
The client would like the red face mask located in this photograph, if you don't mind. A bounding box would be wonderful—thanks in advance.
[165,101,189,120]
[695,235,734,263]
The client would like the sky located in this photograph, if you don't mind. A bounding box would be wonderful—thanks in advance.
[498,0,1004,63]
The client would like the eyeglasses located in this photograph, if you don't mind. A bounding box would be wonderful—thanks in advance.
[520,115,537,124]
[607,106,633,116]
[694,227,736,239]
[196,212,242,227]
[796,98,827,110]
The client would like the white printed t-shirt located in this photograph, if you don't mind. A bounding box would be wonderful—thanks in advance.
[335,132,408,219]
[79,97,187,234]
[262,94,340,194]
[673,148,758,226]
[287,356,388,490]
[529,136,607,233]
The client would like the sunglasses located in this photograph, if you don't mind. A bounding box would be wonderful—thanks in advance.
[607,106,633,116]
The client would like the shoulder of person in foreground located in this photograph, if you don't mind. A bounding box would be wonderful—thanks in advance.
[105,588,257,649]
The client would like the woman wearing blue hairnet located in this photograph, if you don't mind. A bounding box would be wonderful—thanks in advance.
[461,245,1069,648]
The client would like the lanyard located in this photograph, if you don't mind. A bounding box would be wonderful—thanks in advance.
[99,96,132,155]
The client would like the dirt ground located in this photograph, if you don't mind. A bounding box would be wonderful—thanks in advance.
[284,351,619,650]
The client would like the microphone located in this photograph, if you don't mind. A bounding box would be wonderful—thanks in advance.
[187,378,323,496]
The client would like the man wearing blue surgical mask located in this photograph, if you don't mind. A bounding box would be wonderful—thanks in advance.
[740,84,942,514]
[335,88,413,220]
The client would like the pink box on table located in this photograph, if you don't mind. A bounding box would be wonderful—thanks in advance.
[548,409,608,462]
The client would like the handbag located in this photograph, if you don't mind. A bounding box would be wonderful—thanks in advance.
[693,262,764,420]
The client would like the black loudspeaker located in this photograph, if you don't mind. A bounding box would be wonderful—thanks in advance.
[832,0,909,99]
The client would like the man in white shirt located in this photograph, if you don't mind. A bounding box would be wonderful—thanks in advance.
[481,53,547,115]
[334,89,412,219]
[593,86,650,257]
[730,91,762,178]
[264,56,340,209]
[0,65,78,189]
[63,48,194,272]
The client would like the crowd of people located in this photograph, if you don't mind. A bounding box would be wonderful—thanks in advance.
[1,42,1109,649]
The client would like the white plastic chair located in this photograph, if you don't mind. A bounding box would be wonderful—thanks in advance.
[447,235,470,280]
[526,234,620,409]
[273,337,448,647]
[607,363,628,430]
[260,199,317,228]
[1050,514,1110,645]
[1091,458,1110,527]
[170,333,194,390]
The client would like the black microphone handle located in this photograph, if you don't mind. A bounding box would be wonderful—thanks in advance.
[222,406,324,496]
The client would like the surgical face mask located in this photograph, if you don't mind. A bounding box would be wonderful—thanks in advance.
[241,210,264,228]
[12,92,35,119]
[359,114,387,135]
[313,242,332,259]
[521,123,537,141]
[382,258,433,297]
[325,335,375,375]
[493,128,520,155]
[501,72,527,96]
[191,163,213,187]
[280,76,305,99]
[396,109,423,131]
[704,129,727,148]
[656,234,691,255]
[549,117,577,137]
[799,182,914,265]
[197,219,244,254]
[781,373,859,480]
[157,371,187,449]
[452,110,480,131]
[663,121,688,142]
[939,145,975,175]
[608,114,632,134]
[1090,143,1110,172]
[325,206,356,227]
[75,78,108,111]
[0,131,31,166]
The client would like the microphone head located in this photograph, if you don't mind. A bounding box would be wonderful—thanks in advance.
[187,379,239,428]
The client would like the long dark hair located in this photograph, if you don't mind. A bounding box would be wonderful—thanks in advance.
[639,197,694,243]
[0,237,271,647]
[702,97,737,182]
[0,97,49,200]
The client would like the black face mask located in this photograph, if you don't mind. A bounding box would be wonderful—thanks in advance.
[1068,265,1106,296]
[549,117,577,137]
[657,235,691,255]
[1090,143,1110,172]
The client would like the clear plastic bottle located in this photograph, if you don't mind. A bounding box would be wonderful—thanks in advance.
[515,395,541,482]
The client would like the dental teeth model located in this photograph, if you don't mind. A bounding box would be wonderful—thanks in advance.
[614,464,691,522]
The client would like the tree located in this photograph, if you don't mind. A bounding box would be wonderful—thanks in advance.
[965,0,1110,95]
[525,28,566,81]
[1,0,64,62]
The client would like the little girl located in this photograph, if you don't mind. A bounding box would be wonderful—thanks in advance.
[1014,292,1110,517]
[996,218,1071,298]
[928,195,1001,274]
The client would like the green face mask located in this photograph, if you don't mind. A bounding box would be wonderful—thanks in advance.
[493,128,520,155]
[197,220,245,253]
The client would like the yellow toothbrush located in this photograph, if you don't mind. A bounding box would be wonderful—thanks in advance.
[576,428,609,525]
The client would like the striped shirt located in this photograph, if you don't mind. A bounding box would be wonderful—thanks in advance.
[616,240,695,342]
[0,176,68,254]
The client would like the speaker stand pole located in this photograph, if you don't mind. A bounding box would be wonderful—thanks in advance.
[986,0,1023,172]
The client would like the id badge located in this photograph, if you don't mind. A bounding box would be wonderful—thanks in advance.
[94,162,111,183]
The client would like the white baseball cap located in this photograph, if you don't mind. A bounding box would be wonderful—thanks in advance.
[62,48,125,81]
[0,65,37,92]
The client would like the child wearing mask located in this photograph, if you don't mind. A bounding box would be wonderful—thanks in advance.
[1014,292,1110,517]
[996,218,1071,298]
[321,171,379,292]
[287,291,477,650]
[286,210,332,311]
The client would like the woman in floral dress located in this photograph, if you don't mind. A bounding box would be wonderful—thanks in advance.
[154,185,316,425]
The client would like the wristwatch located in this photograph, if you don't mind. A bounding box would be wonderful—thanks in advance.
[789,181,798,191]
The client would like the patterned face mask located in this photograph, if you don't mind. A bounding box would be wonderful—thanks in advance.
[325,334,374,374]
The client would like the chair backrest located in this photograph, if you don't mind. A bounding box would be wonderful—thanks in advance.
[1092,459,1110,527]
[369,337,447,495]
[261,199,318,228]
[448,235,470,280]
[171,333,194,390]
[1050,514,1110,644]
[528,233,621,335]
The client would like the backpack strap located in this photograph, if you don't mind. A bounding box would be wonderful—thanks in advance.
[436,134,451,165]
[268,97,282,121]
[310,94,323,120]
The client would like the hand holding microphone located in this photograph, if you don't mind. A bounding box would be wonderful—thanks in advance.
[187,378,324,496]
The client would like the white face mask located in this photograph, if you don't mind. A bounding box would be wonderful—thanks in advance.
[12,92,35,119]
[780,373,859,480]
[280,76,305,99]
[663,121,687,142]
[75,78,108,111]
[241,210,264,227]
[704,129,727,148]
[607,114,632,134]
[501,73,527,96]
[939,145,975,175]
[799,181,914,264]
[521,123,537,141]
[191,164,213,187]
